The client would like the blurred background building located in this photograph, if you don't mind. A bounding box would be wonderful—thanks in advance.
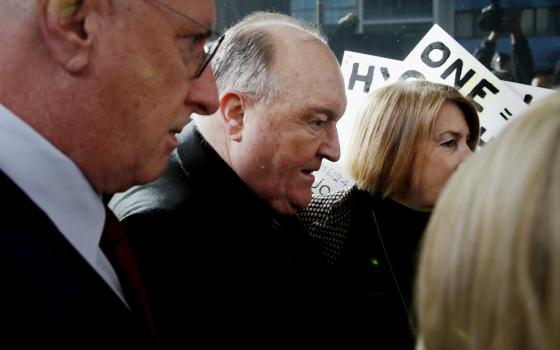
[455,0,559,72]
[216,0,559,72]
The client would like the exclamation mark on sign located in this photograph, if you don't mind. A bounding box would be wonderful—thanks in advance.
[499,108,513,121]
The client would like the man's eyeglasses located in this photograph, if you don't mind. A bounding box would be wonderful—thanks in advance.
[151,0,224,78]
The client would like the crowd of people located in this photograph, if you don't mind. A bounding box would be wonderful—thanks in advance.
[1,0,558,348]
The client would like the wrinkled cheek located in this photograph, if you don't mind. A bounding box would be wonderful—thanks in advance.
[139,65,159,81]
[429,178,448,203]
[132,50,174,86]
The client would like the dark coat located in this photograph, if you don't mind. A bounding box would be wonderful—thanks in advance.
[110,124,342,346]
[299,185,430,349]
[0,170,152,346]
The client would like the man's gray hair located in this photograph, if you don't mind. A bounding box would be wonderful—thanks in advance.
[211,12,327,104]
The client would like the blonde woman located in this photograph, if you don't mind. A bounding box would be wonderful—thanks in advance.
[298,80,479,348]
[415,92,560,350]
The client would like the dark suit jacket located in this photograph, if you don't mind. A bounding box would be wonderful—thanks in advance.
[110,124,344,346]
[0,170,153,346]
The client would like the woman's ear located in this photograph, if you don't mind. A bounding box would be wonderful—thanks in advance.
[220,91,250,142]
[40,0,96,72]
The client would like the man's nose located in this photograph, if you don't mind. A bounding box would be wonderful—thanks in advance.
[185,66,219,116]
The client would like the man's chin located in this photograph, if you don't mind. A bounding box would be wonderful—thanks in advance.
[122,157,169,192]
[270,202,298,215]
[267,198,299,215]
[270,198,311,215]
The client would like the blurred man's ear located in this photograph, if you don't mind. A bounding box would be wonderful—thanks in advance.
[220,91,248,142]
[41,0,96,72]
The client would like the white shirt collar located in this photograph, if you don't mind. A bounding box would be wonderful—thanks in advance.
[0,103,105,265]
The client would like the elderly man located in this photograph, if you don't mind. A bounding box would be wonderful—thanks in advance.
[0,0,218,345]
[110,12,347,345]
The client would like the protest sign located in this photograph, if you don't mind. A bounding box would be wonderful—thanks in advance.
[312,26,550,196]
[506,81,556,104]
[399,24,528,144]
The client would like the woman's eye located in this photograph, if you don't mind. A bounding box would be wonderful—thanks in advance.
[441,139,457,148]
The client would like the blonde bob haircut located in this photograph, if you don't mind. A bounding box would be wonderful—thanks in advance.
[349,80,479,197]
[415,92,560,350]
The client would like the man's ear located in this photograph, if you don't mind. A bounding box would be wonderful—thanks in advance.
[40,0,96,73]
[220,91,250,142]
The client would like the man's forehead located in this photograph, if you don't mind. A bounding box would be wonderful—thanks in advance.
[271,34,332,72]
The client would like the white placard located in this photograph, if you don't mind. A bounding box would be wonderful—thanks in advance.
[506,81,556,104]
[399,24,528,144]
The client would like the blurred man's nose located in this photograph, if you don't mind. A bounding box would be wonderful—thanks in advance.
[185,66,219,115]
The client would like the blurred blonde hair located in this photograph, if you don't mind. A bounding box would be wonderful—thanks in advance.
[415,92,560,350]
[349,80,479,197]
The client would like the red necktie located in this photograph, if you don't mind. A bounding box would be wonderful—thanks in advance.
[101,206,158,338]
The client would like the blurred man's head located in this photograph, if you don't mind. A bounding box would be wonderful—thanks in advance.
[0,0,220,193]
[335,12,359,35]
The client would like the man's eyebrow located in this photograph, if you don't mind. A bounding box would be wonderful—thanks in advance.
[307,107,340,121]
[178,26,213,40]
[200,29,214,39]
[190,25,216,36]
